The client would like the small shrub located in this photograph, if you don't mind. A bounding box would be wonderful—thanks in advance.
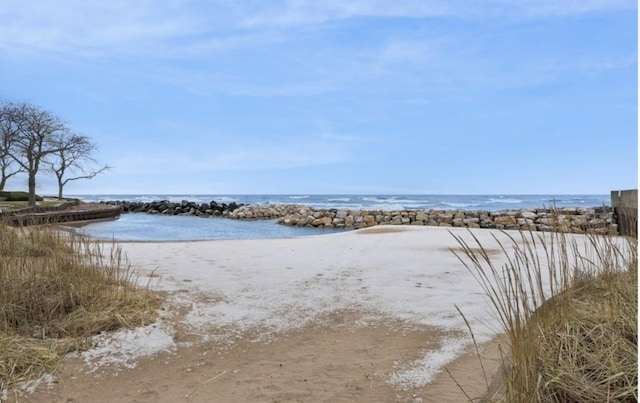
[0,191,44,202]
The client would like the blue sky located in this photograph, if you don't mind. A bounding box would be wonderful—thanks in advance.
[0,0,637,195]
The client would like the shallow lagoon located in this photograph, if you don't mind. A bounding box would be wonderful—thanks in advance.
[78,213,349,241]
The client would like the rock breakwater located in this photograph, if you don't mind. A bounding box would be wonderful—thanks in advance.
[99,200,243,217]
[231,204,618,235]
[99,200,619,235]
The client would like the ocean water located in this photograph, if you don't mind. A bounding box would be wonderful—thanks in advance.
[72,194,610,241]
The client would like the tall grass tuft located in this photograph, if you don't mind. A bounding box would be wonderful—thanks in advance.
[0,221,161,393]
[452,228,637,403]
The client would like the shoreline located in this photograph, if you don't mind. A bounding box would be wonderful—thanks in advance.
[11,225,524,402]
[9,225,626,402]
[96,199,620,236]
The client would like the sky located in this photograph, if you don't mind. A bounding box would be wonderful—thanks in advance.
[0,0,637,195]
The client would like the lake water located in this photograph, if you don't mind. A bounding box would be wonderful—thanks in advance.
[78,213,350,241]
[73,193,610,241]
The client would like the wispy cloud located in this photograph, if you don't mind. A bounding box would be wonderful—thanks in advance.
[234,0,448,28]
[109,132,360,175]
[1,0,633,58]
[482,0,635,18]
[232,0,635,27]
[0,0,634,106]
[0,0,202,56]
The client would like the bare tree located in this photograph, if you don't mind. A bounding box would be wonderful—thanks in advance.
[4,102,68,206]
[0,102,25,190]
[45,133,111,199]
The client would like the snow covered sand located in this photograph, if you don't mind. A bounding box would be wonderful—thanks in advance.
[16,225,549,402]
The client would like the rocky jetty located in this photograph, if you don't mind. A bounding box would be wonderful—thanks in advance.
[227,204,307,220]
[100,200,619,235]
[230,204,618,235]
[99,200,243,217]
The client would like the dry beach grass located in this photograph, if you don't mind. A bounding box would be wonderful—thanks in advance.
[0,221,161,396]
[453,227,637,402]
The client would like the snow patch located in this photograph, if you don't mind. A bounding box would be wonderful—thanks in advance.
[79,322,175,373]
[389,337,468,390]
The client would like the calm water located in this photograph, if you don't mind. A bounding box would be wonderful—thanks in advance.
[77,214,349,241]
[73,194,610,241]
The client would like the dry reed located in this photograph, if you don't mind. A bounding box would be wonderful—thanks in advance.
[452,228,637,403]
[0,221,161,393]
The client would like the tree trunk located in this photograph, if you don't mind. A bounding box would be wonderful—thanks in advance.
[28,172,36,206]
[58,177,64,199]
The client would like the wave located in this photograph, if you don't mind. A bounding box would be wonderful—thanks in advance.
[133,195,161,203]
[439,202,481,208]
[312,203,365,210]
[361,196,425,204]
[391,198,426,204]
[368,203,409,211]
[211,196,237,203]
[289,195,310,200]
[361,196,386,202]
[487,197,523,204]
[552,197,595,204]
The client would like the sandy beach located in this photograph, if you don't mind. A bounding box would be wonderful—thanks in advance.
[11,226,519,402]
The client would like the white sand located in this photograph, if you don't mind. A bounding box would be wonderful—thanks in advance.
[101,226,519,383]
